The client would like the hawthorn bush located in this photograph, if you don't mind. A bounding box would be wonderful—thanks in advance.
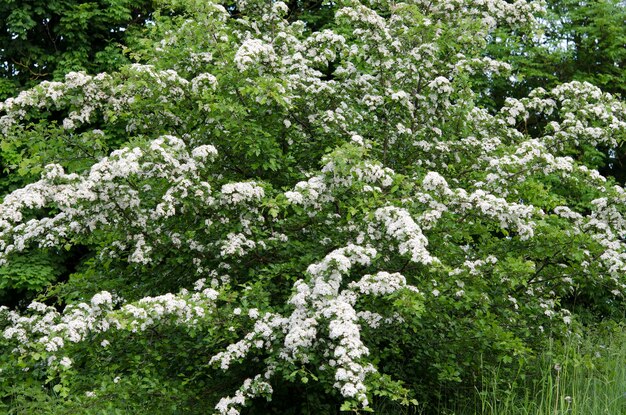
[1,0,626,413]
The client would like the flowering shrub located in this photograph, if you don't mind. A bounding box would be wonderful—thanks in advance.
[1,0,626,413]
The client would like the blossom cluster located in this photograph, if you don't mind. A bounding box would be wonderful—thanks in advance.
[3,283,219,373]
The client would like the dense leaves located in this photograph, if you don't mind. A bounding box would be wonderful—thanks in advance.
[0,0,154,100]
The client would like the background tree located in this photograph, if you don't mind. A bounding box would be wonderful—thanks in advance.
[0,0,154,100]
[482,0,626,180]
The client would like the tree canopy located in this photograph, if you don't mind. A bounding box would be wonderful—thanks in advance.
[1,0,626,413]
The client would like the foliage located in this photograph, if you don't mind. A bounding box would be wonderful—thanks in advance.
[1,0,626,413]
[485,0,626,102]
[0,0,154,101]
[0,250,67,304]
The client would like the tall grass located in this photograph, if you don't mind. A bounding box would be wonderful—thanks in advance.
[459,324,626,415]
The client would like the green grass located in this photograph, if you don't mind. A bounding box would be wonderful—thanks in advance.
[372,323,626,415]
[455,324,626,415]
